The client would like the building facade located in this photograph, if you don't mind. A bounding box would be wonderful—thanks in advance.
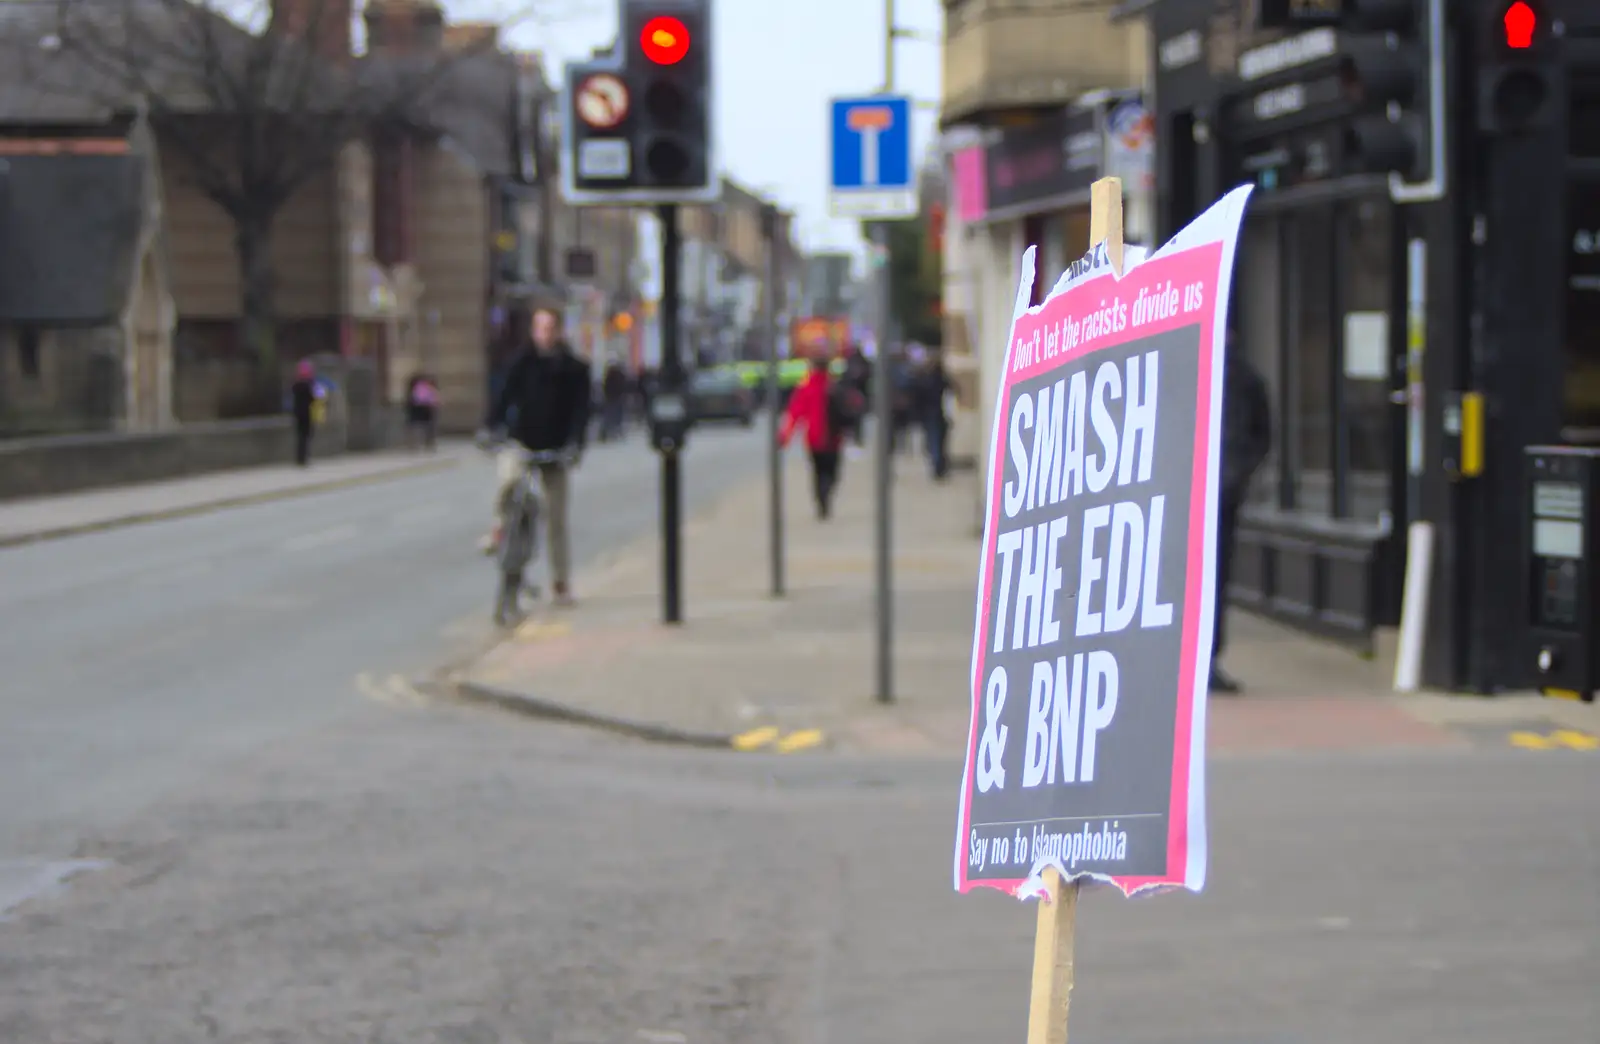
[1123,0,1600,693]
[939,0,1152,527]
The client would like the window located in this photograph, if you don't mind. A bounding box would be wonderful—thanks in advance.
[1337,199,1393,520]
[1238,216,1283,506]
[1564,173,1600,436]
[18,326,40,380]
[1290,206,1334,513]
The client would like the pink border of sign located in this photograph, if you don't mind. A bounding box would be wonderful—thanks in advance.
[955,243,1225,897]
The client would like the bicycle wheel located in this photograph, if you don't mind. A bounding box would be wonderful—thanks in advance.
[499,487,535,575]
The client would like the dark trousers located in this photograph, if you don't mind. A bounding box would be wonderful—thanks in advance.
[600,399,625,440]
[923,414,948,479]
[1213,492,1241,658]
[809,449,841,518]
[294,418,312,466]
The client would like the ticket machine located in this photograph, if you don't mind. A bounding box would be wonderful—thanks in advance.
[1525,446,1599,702]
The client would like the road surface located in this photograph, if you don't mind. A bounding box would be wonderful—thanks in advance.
[1,425,1596,1042]
[0,428,765,864]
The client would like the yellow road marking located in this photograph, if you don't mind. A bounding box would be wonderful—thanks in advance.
[515,619,571,642]
[1508,729,1599,751]
[1542,688,1584,701]
[1550,729,1600,751]
[775,729,825,754]
[731,726,780,751]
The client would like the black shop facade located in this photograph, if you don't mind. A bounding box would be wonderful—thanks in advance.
[1123,0,1423,673]
[1123,0,1600,696]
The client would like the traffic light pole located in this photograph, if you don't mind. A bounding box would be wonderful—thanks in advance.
[872,223,894,705]
[762,205,785,598]
[659,202,684,625]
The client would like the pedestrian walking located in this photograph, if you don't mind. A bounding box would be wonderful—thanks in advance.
[839,343,872,448]
[891,349,916,454]
[1212,330,1272,693]
[405,373,439,451]
[288,359,317,467]
[600,360,628,442]
[778,354,846,520]
[912,349,951,481]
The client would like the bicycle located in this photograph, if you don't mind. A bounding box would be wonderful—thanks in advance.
[480,438,578,627]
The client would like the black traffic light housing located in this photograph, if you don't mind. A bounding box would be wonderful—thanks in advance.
[1477,0,1563,134]
[1335,0,1435,180]
[558,0,717,206]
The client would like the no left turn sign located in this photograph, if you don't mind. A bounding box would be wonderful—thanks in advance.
[576,74,629,130]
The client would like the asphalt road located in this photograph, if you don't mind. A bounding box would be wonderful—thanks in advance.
[2,424,1597,1041]
[0,426,766,864]
[0,707,1595,1043]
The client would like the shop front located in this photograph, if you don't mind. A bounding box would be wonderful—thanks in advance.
[1139,1,1410,654]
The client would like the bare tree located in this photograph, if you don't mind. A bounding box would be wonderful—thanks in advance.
[5,0,574,366]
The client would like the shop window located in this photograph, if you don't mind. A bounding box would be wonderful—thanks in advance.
[1063,209,1089,267]
[18,326,41,380]
[1338,199,1393,520]
[1043,215,1067,290]
[1565,166,1600,437]
[1290,206,1334,514]
[1238,216,1283,507]
[1166,111,1198,235]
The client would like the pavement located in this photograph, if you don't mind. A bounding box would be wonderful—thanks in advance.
[453,438,1600,757]
[1,422,1597,1042]
[0,446,465,547]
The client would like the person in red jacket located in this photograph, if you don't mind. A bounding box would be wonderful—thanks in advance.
[779,354,844,519]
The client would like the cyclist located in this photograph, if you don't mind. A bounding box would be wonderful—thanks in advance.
[478,305,591,606]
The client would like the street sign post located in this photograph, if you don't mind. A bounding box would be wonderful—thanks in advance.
[828,93,915,706]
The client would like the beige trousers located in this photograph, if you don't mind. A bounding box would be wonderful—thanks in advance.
[494,447,573,586]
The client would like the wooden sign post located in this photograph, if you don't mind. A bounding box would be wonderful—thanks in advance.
[1023,175,1125,1044]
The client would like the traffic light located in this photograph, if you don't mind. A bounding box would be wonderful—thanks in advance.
[1478,0,1562,134]
[559,0,717,206]
[622,0,713,195]
[1335,0,1436,179]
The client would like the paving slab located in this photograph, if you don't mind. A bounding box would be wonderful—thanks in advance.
[0,445,462,546]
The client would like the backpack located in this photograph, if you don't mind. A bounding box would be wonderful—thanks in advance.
[826,381,865,436]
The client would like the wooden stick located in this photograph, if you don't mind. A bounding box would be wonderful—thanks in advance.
[1024,175,1124,1044]
[1089,176,1125,277]
[1025,866,1080,1044]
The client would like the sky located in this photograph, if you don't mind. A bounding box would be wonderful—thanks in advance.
[487,0,944,260]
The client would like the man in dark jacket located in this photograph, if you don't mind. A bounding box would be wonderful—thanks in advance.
[1212,331,1273,693]
[840,343,872,447]
[600,360,629,442]
[480,306,591,605]
[912,350,951,480]
[288,359,317,467]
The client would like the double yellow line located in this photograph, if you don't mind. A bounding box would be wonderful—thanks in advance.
[1508,729,1599,751]
[731,725,825,754]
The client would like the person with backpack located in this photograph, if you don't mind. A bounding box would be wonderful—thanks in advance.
[778,353,850,520]
[839,343,872,448]
[405,372,439,451]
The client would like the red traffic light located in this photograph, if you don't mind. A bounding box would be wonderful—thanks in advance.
[1503,1,1536,49]
[639,16,691,65]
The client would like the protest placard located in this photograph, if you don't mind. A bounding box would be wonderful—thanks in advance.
[955,179,1253,902]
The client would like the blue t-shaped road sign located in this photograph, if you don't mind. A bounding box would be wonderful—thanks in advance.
[829,95,917,220]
